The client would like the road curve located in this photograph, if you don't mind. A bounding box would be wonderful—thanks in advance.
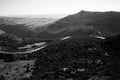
[0,45,46,54]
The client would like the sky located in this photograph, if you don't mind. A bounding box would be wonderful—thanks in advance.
[0,0,120,16]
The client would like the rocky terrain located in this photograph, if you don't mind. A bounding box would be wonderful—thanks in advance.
[0,35,120,80]
[28,35,120,80]
[0,60,35,80]
[0,11,120,80]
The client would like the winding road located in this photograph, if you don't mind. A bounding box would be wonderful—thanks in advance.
[0,45,46,54]
[0,35,105,55]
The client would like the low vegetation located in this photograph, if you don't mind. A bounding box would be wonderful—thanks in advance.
[0,35,120,80]
[28,36,120,80]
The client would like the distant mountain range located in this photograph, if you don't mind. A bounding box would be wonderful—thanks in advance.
[0,17,56,28]
[0,11,120,39]
[0,17,57,38]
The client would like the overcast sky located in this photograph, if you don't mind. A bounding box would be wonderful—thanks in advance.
[0,0,119,16]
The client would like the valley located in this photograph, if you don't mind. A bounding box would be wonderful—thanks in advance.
[0,11,120,80]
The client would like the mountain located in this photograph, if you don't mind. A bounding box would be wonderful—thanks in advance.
[36,11,120,39]
[1,11,120,39]
[0,17,57,38]
[0,17,56,28]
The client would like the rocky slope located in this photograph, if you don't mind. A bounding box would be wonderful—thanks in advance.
[28,35,120,80]
[0,35,120,80]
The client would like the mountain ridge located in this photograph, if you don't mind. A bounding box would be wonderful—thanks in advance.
[0,11,120,39]
[34,11,120,39]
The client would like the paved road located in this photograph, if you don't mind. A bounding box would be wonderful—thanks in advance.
[0,45,46,54]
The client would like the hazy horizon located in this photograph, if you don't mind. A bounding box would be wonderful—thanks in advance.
[0,0,120,16]
[0,14,68,18]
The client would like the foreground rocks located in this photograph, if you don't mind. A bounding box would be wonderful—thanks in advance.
[29,36,120,80]
[0,60,35,80]
[1,35,120,80]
